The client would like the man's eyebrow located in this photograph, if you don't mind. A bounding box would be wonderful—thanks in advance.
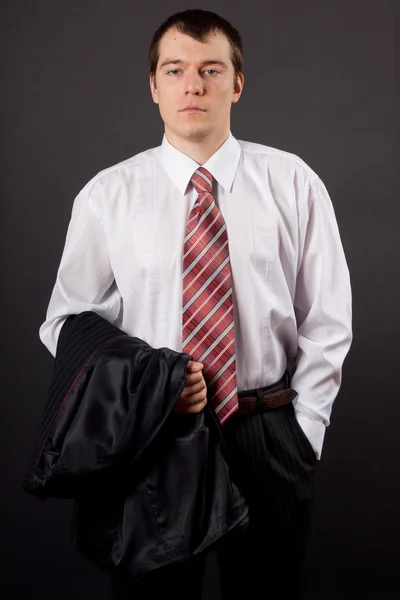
[159,59,229,69]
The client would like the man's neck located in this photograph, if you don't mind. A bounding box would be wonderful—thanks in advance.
[164,129,230,165]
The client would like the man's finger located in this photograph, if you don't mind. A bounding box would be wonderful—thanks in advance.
[180,379,207,399]
[184,371,205,388]
[185,380,207,395]
[187,360,203,372]
[174,396,207,414]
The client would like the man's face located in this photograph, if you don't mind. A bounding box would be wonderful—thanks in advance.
[150,28,244,145]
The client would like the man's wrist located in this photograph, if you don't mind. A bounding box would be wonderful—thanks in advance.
[294,410,326,460]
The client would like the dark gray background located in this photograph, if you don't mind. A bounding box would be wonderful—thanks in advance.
[1,0,398,598]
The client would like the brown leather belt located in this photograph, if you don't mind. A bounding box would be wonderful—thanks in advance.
[234,373,297,417]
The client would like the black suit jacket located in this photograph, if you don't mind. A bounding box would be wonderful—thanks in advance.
[23,311,248,581]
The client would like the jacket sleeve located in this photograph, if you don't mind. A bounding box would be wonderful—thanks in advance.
[23,323,191,499]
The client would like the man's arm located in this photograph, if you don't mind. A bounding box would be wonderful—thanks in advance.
[291,176,353,460]
[40,185,208,412]
[39,186,121,356]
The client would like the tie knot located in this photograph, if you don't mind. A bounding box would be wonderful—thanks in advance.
[191,167,213,195]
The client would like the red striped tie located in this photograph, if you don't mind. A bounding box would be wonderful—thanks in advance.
[182,167,239,424]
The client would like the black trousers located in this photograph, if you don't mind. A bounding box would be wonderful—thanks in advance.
[110,395,317,600]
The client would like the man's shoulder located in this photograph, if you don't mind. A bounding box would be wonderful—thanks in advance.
[79,145,160,196]
[237,138,319,180]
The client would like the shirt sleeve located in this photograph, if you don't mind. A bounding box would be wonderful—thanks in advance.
[291,176,353,459]
[39,187,122,356]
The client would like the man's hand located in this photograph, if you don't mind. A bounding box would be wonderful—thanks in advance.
[174,360,208,414]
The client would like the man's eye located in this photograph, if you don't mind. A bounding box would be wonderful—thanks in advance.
[167,69,180,75]
[204,69,219,75]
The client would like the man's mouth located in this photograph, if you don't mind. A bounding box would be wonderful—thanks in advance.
[181,106,206,112]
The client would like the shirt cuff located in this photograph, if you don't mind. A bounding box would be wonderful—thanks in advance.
[294,410,326,460]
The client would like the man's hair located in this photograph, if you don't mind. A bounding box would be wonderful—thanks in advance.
[149,9,243,81]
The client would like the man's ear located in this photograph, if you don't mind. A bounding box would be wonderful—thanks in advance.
[150,74,159,104]
[232,72,244,104]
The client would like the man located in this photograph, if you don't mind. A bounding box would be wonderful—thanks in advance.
[39,8,352,600]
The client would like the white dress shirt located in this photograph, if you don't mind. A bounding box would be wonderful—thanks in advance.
[39,132,352,459]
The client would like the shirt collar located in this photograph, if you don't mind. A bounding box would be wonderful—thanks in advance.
[159,132,241,195]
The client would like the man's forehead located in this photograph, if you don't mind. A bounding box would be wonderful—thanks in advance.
[158,28,231,57]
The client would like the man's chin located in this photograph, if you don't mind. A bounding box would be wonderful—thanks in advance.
[164,123,215,145]
[181,126,211,141]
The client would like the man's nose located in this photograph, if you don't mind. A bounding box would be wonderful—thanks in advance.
[185,72,204,95]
